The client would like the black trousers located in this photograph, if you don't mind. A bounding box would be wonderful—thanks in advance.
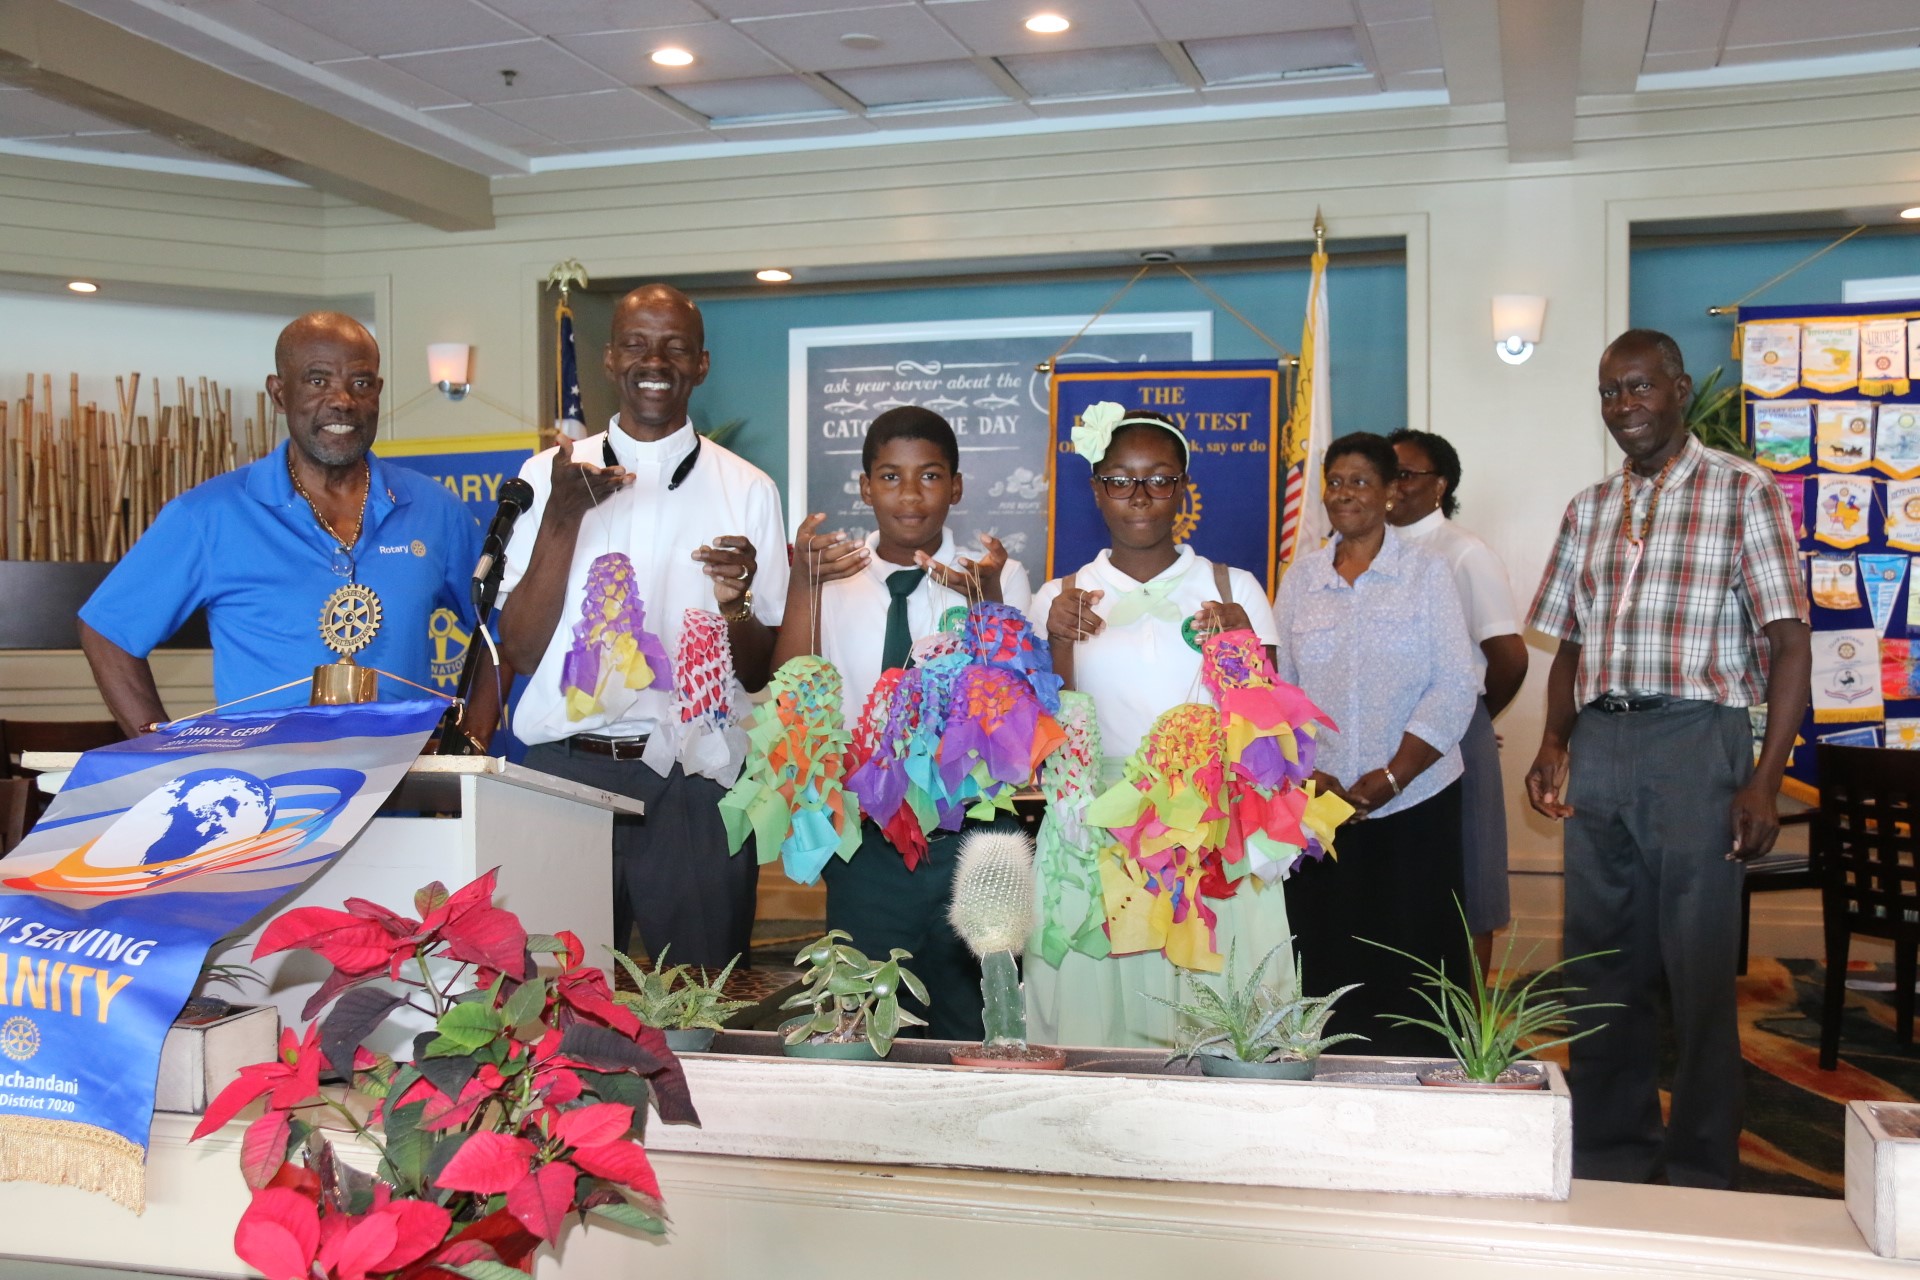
[820,819,1012,1043]
[1283,782,1469,1058]
[523,741,759,970]
[1562,699,1749,1189]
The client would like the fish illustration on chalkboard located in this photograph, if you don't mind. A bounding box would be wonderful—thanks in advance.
[822,399,868,414]
[923,397,970,412]
[973,394,1019,409]
[870,398,912,412]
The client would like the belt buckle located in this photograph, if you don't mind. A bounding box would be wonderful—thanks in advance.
[610,737,648,761]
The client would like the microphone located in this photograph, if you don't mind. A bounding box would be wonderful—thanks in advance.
[471,478,535,590]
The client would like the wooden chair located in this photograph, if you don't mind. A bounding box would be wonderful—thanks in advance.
[0,718,125,838]
[1816,744,1920,1070]
[0,777,30,855]
[1738,809,1819,975]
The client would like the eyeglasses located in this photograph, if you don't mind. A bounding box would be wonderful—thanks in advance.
[1397,468,1441,480]
[1092,473,1184,499]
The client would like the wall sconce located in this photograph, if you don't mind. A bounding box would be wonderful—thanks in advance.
[1491,295,1547,365]
[427,343,471,400]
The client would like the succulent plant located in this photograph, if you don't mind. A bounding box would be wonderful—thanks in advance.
[1150,941,1367,1065]
[781,930,928,1057]
[609,946,754,1032]
[948,829,1038,1049]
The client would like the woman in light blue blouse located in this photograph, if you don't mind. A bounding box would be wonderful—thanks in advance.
[1272,432,1479,1056]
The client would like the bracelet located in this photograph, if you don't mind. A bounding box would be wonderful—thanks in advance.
[1381,765,1403,796]
[720,588,754,624]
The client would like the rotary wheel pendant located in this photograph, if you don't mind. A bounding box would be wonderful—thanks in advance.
[319,583,383,658]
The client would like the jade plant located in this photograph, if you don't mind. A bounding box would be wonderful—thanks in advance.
[1363,899,1620,1084]
[946,829,1063,1065]
[781,930,927,1057]
[1150,942,1366,1067]
[609,946,753,1033]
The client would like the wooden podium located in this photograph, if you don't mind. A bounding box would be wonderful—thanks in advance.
[24,753,642,1052]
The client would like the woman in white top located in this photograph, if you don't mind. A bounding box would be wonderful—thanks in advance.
[1026,406,1286,1049]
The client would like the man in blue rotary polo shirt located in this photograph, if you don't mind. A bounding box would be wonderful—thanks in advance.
[78,311,493,737]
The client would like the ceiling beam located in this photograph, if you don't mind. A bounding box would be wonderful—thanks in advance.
[1431,0,1503,106]
[1578,0,1653,94]
[0,0,493,231]
[1495,0,1583,161]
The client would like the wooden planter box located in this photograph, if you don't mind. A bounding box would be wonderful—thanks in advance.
[648,1031,1572,1201]
[1846,1099,1920,1257]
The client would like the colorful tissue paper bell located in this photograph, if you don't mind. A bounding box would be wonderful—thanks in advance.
[718,655,860,884]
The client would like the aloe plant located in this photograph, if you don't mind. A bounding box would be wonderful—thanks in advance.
[1148,942,1366,1065]
[1361,899,1620,1083]
[781,929,928,1057]
[609,946,753,1032]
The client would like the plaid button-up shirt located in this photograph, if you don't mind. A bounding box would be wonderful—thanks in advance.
[1528,434,1808,708]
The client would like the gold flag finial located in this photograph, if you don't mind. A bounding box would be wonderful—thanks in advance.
[1312,209,1326,253]
[545,259,589,299]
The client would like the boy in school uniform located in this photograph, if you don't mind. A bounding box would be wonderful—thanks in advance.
[773,405,1032,1039]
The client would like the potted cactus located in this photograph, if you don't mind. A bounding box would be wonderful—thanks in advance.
[1150,942,1365,1079]
[780,930,928,1060]
[947,829,1067,1070]
[610,947,754,1053]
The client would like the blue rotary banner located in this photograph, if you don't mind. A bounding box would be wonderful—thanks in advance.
[1048,361,1284,593]
[0,699,443,1210]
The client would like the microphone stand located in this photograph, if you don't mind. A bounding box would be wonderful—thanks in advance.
[433,550,508,756]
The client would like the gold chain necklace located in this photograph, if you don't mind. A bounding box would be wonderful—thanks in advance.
[289,452,370,553]
[1618,449,1681,545]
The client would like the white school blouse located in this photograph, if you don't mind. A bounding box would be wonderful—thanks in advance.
[1395,508,1521,694]
[1031,546,1278,759]
[499,418,789,746]
[814,529,1032,729]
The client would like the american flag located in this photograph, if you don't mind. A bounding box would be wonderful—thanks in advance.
[1279,243,1331,570]
[555,297,586,440]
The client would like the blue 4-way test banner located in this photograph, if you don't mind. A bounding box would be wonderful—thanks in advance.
[1048,361,1285,593]
[0,700,442,1210]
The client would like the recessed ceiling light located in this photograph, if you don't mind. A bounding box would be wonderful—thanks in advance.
[1901,206,1920,220]
[1025,13,1070,34]
[756,269,793,283]
[650,46,694,67]
[840,32,883,50]
[66,281,98,293]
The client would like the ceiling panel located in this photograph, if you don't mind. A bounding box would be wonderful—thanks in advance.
[421,102,561,146]
[1639,46,1719,73]
[1000,44,1182,96]
[735,4,972,71]
[1355,0,1431,20]
[312,56,470,110]
[1136,0,1360,42]
[248,0,534,57]
[486,86,707,140]
[867,98,1033,126]
[660,74,845,118]
[554,22,792,83]
[700,0,903,16]
[1724,0,1920,47]
[1381,66,1443,91]
[924,0,1159,57]
[178,0,362,62]
[1185,28,1368,85]
[1720,30,1920,65]
[1645,0,1732,55]
[384,38,623,102]
[827,58,1010,106]
[1366,17,1441,75]
[474,0,718,36]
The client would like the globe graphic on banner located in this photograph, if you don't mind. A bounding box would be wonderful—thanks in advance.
[84,769,277,869]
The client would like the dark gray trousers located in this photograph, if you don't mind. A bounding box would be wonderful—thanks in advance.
[524,741,759,970]
[1562,698,1750,1189]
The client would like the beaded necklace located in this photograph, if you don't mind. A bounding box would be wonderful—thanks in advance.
[1618,447,1682,545]
[289,451,370,560]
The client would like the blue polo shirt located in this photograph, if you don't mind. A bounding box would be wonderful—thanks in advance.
[81,442,483,710]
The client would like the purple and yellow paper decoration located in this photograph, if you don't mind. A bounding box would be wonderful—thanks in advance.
[562,552,672,722]
[718,655,859,884]
[936,663,1065,822]
[846,669,935,870]
[1033,691,1109,967]
[963,600,1063,713]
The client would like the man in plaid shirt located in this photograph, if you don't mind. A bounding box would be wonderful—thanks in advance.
[1526,328,1811,1189]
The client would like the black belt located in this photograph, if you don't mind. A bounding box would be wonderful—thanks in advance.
[1588,693,1671,714]
[568,733,651,760]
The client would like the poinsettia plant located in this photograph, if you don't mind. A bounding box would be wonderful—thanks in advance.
[191,869,698,1280]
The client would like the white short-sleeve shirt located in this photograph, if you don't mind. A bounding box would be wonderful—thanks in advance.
[1394,508,1521,692]
[1031,545,1278,759]
[814,529,1032,729]
[499,419,789,745]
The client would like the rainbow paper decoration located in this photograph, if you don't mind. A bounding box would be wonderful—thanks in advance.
[1033,691,1109,967]
[561,552,672,722]
[718,655,860,884]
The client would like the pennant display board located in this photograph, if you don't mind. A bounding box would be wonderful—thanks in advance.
[1741,298,1920,803]
[1048,361,1285,593]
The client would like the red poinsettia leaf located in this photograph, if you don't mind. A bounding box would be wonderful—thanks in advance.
[554,930,586,970]
[265,1161,321,1197]
[370,1199,452,1272]
[318,1210,398,1280]
[265,1026,326,1110]
[234,1188,319,1280]
[425,868,499,932]
[341,896,420,936]
[239,1108,293,1190]
[413,880,451,919]
[507,1161,577,1242]
[438,1206,542,1268]
[256,907,397,975]
[567,1139,661,1199]
[553,1102,633,1152]
[191,1065,277,1139]
[298,963,373,1023]
[433,1131,535,1195]
[440,905,530,980]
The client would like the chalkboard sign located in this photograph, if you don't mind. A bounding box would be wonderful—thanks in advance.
[787,314,1209,566]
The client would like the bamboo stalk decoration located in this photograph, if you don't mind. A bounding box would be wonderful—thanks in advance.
[0,369,271,562]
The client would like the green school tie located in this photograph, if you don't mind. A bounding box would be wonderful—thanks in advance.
[882,568,926,670]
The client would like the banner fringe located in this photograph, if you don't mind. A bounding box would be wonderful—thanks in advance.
[0,1115,145,1213]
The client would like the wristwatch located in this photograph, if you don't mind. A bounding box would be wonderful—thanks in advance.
[721,589,753,624]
